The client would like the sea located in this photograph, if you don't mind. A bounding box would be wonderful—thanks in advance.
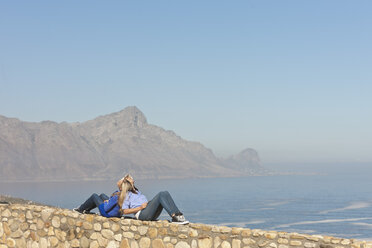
[1,164,372,240]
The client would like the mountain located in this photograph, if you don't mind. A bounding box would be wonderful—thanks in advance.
[0,106,266,181]
[221,148,270,175]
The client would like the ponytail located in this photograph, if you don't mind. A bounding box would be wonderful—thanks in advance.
[118,180,133,215]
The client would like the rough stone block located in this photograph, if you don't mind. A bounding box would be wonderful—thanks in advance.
[83,222,93,230]
[112,223,121,232]
[232,228,242,235]
[153,239,166,248]
[178,234,188,239]
[15,237,27,248]
[85,215,95,223]
[148,228,158,239]
[220,226,232,234]
[139,237,151,248]
[52,216,61,228]
[221,241,232,248]
[265,232,278,239]
[214,237,222,248]
[175,241,191,248]
[278,245,289,248]
[6,238,16,248]
[232,239,242,248]
[131,240,140,248]
[331,239,341,244]
[71,239,80,248]
[49,236,59,247]
[159,228,168,236]
[278,238,288,244]
[103,222,110,229]
[304,242,316,248]
[115,234,123,242]
[189,229,198,238]
[3,223,10,236]
[242,238,255,245]
[241,229,252,237]
[120,238,130,248]
[341,239,351,245]
[123,232,135,239]
[198,237,212,248]
[289,240,302,246]
[257,240,269,247]
[290,234,305,240]
[90,240,99,248]
[1,209,11,218]
[138,226,149,235]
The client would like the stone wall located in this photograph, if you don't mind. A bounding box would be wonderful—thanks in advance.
[0,203,370,248]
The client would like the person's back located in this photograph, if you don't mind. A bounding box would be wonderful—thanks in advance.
[99,194,121,217]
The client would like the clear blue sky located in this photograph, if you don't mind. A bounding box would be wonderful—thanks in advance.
[1,1,371,165]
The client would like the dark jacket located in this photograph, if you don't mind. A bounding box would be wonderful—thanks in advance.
[98,193,121,217]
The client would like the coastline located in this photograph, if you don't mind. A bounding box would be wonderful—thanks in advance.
[0,172,324,183]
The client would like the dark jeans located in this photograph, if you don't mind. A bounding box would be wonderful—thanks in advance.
[139,191,181,221]
[78,193,109,212]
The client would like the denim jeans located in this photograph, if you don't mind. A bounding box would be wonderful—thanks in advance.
[139,191,181,221]
[78,193,109,212]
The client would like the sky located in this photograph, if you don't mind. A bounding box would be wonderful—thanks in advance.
[0,1,371,165]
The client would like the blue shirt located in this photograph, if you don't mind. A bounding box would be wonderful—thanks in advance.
[122,191,148,210]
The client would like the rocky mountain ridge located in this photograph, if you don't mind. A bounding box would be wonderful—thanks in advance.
[0,106,265,181]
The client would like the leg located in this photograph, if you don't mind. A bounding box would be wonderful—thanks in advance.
[138,193,163,221]
[78,193,105,212]
[157,191,181,216]
[99,193,109,201]
[139,191,181,220]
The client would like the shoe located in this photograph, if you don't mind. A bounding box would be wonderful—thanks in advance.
[83,210,95,214]
[73,208,83,214]
[172,213,189,225]
[73,207,94,214]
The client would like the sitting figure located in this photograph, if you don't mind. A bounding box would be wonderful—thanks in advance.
[74,174,189,224]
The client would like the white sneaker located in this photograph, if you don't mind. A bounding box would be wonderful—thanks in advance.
[172,214,189,225]
[73,208,83,214]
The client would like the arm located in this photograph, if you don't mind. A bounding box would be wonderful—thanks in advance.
[104,195,119,212]
[123,202,148,215]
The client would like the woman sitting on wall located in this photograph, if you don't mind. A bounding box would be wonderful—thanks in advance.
[73,174,189,224]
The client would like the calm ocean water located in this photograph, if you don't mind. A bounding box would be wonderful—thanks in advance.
[1,166,372,240]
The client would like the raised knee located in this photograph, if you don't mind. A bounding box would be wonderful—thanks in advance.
[92,193,99,197]
[160,191,170,196]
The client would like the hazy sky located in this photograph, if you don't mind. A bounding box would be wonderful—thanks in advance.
[1,1,371,165]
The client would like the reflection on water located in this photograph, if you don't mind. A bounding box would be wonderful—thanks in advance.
[1,172,372,239]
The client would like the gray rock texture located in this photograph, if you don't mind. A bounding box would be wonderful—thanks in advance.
[0,106,265,181]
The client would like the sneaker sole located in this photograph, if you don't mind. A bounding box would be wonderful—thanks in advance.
[172,220,189,225]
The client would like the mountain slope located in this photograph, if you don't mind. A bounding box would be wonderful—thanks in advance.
[0,107,265,181]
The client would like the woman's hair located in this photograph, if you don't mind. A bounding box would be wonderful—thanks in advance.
[117,179,134,215]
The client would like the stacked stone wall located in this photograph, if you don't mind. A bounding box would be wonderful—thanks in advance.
[0,204,370,248]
